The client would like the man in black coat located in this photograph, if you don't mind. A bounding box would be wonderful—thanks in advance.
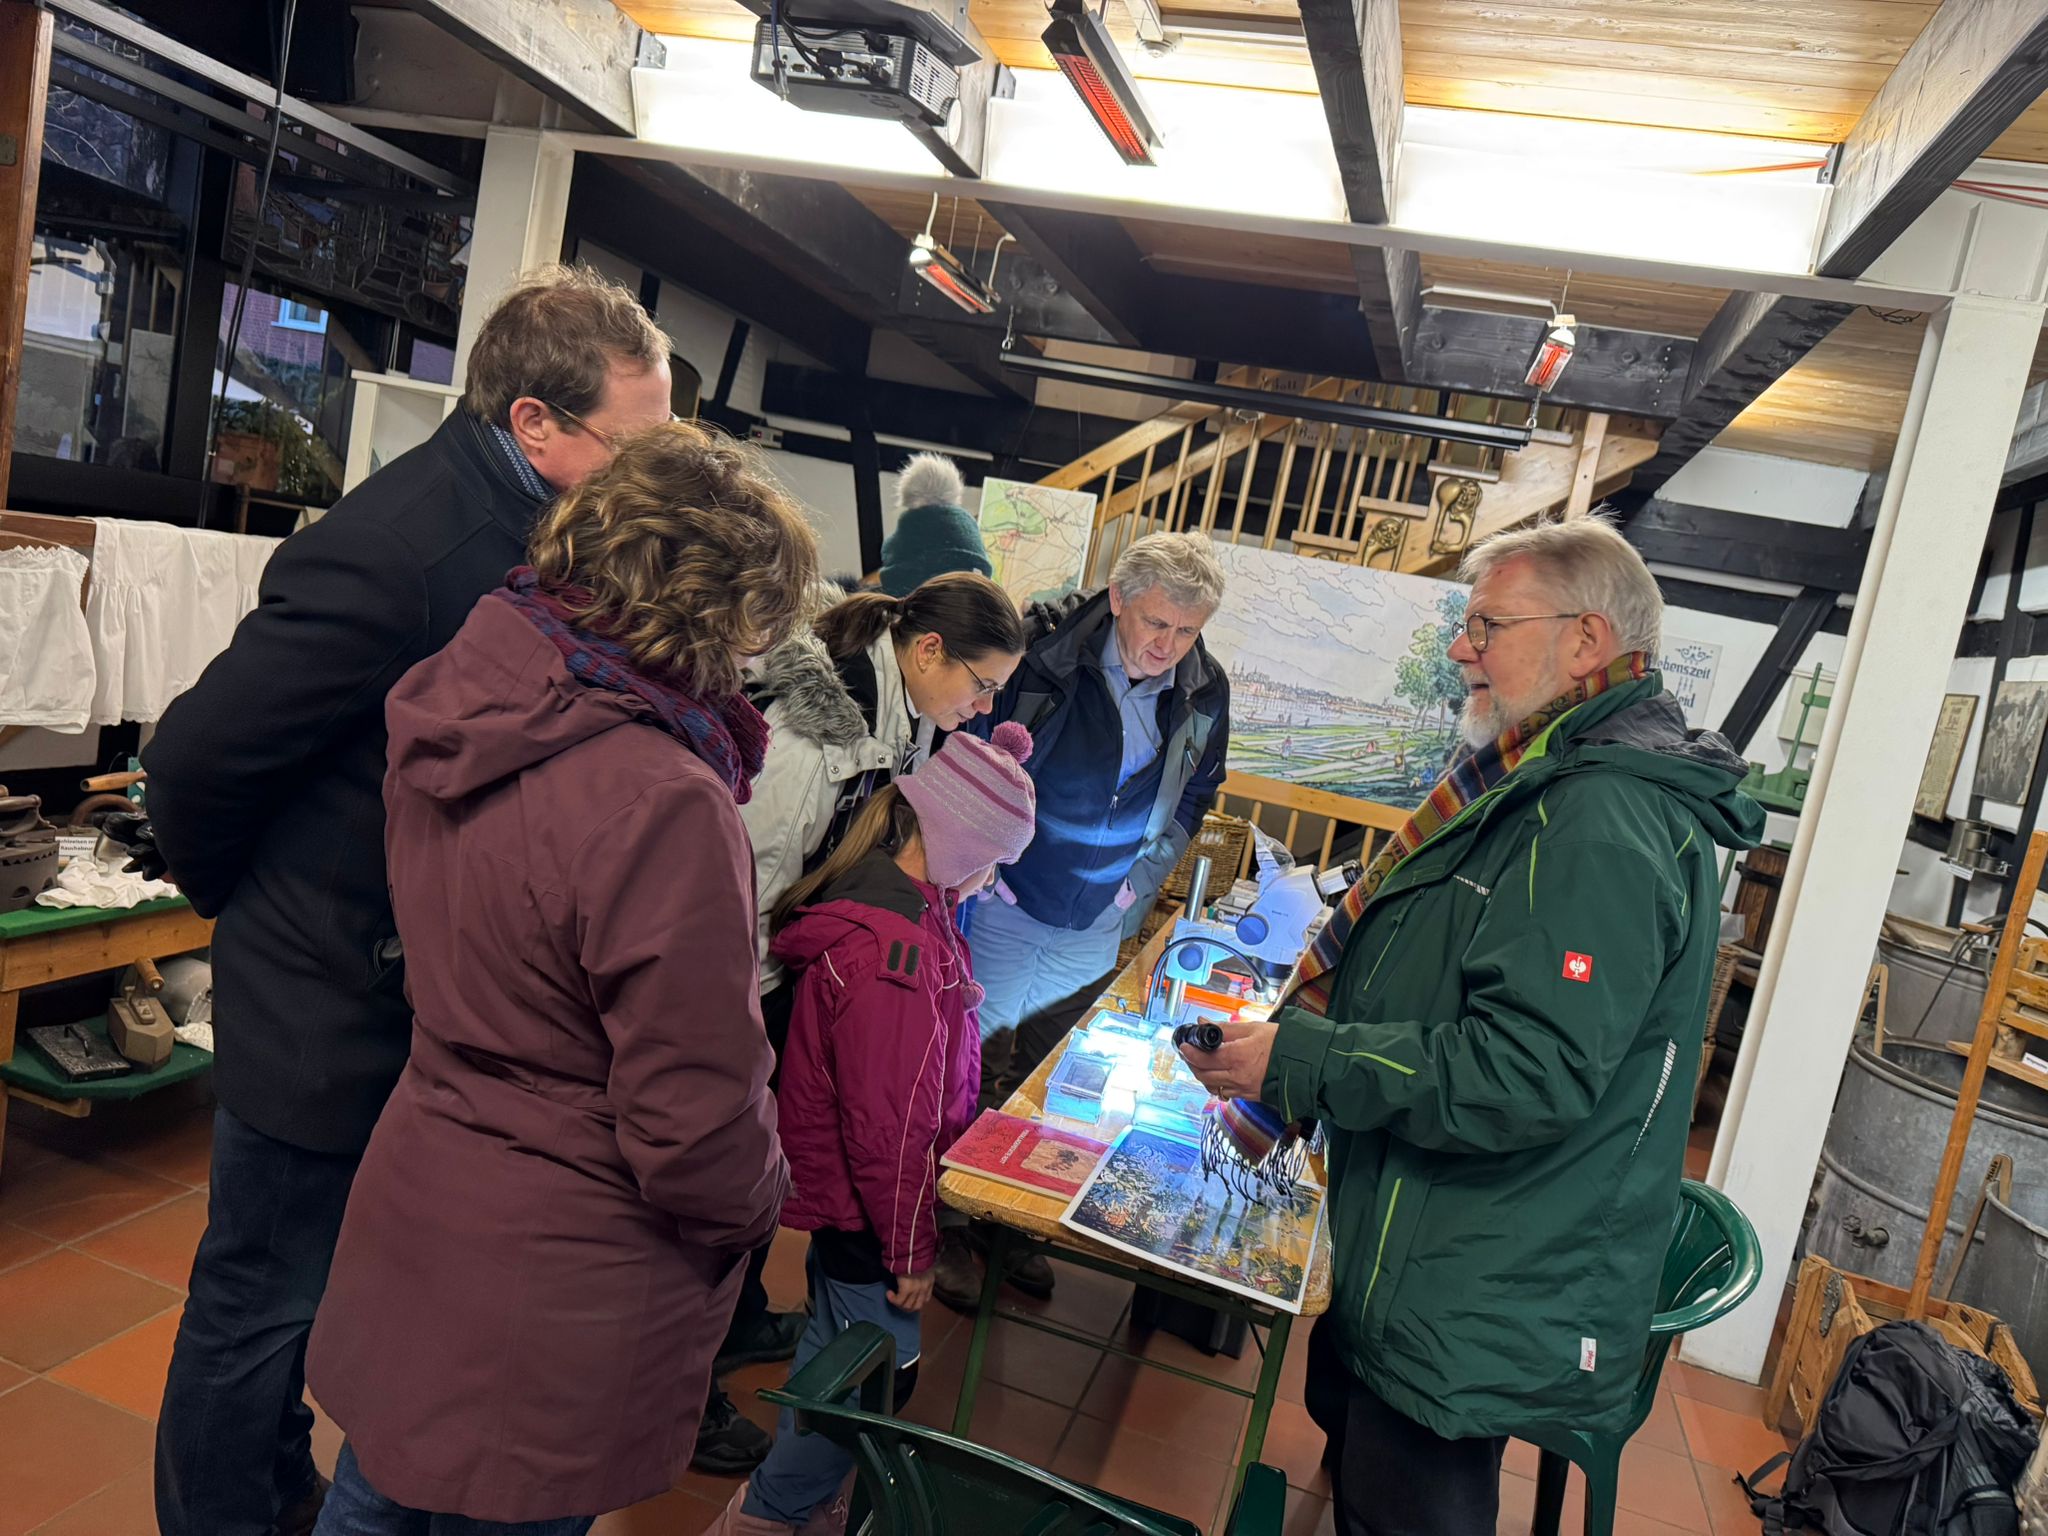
[143,265,676,1536]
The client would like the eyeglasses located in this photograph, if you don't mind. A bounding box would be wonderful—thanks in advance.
[545,402,681,449]
[1463,612,1583,653]
[957,655,1001,698]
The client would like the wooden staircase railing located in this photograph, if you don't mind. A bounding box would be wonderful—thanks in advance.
[1041,372,1659,585]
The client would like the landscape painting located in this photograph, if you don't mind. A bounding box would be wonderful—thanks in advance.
[1203,543,1469,810]
[1061,1126,1325,1313]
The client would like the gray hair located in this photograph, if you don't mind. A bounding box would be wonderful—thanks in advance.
[1458,514,1663,654]
[1109,532,1226,613]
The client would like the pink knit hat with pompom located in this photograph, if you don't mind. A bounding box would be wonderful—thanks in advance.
[897,722,1038,890]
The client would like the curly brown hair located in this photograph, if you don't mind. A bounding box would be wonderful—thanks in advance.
[462,263,670,428]
[528,421,819,699]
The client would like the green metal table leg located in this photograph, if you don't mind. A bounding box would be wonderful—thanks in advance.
[952,1226,1007,1436]
[1236,1309,1293,1492]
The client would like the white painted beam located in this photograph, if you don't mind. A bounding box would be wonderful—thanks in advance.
[1689,294,2045,1382]
[452,127,576,380]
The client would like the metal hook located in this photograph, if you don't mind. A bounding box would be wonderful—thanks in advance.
[987,232,1015,294]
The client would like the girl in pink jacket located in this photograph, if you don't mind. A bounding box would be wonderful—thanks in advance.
[716,723,1038,1536]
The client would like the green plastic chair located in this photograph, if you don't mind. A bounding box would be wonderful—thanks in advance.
[760,1323,1287,1536]
[1529,1179,1764,1536]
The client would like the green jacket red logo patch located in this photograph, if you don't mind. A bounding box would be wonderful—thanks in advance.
[1563,951,1593,983]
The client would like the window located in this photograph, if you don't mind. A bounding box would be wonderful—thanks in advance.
[21,232,182,470]
[274,298,329,333]
[218,281,356,504]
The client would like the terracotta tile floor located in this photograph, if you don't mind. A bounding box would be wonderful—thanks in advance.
[0,1100,1787,1535]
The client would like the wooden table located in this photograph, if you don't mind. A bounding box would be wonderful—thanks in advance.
[0,897,214,1174]
[938,922,1331,1495]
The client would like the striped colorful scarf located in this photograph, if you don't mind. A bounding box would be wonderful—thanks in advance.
[1280,651,1649,1019]
[495,567,769,803]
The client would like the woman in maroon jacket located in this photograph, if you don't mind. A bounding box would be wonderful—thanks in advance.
[716,722,1038,1536]
[305,422,817,1534]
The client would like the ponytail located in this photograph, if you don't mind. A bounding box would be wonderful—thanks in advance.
[813,590,904,657]
[813,571,1024,664]
[769,783,921,933]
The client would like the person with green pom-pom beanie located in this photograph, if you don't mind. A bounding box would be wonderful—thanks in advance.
[878,453,991,596]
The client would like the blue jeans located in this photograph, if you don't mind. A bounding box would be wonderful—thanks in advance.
[156,1104,361,1536]
[742,1248,923,1526]
[314,1443,595,1536]
[970,895,1127,1101]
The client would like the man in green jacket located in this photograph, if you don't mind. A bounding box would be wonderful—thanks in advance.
[1182,517,1763,1536]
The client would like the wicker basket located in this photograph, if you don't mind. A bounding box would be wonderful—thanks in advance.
[1161,812,1254,901]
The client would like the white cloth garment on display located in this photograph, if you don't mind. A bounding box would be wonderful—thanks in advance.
[87,519,280,725]
[34,858,178,911]
[0,544,96,732]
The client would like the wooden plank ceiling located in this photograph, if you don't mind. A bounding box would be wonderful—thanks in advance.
[624,2,2048,472]
[620,0,2048,160]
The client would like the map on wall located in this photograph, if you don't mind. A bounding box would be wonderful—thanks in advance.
[977,477,1097,606]
[1203,543,1470,811]
[1656,637,1724,727]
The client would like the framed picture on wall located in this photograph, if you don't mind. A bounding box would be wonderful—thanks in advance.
[1915,693,1979,820]
[1972,680,2048,806]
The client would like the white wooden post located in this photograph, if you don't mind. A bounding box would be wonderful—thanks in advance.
[1689,294,2044,1381]
[451,126,575,381]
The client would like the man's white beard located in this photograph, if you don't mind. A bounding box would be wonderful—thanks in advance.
[1459,692,1503,749]
[1459,674,1565,750]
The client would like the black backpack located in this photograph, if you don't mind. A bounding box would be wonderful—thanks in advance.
[1743,1322,2037,1536]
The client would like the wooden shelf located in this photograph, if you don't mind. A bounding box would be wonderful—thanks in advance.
[1944,1039,2048,1095]
[2001,1003,2048,1042]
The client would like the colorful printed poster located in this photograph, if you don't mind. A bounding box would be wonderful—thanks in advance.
[1060,1125,1325,1313]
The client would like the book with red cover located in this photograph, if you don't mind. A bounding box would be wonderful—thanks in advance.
[941,1110,1110,1200]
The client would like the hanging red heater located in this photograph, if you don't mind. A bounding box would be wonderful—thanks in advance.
[908,232,999,314]
[1041,0,1161,166]
[1525,314,1578,392]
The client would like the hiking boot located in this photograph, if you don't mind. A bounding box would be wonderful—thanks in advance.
[1004,1248,1056,1301]
[932,1232,985,1313]
[693,1388,773,1475]
[716,1308,808,1375]
[966,1221,1056,1301]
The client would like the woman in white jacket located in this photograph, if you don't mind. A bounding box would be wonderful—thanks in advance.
[742,570,1026,1015]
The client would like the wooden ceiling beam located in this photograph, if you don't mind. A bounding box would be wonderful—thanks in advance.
[401,0,642,136]
[640,162,1027,398]
[1626,498,1873,591]
[1406,308,1695,418]
[979,202,1148,348]
[894,244,1119,349]
[1632,0,2048,489]
[1818,0,2048,279]
[571,160,872,376]
[1297,0,1408,380]
[1625,291,1857,496]
[964,204,1390,378]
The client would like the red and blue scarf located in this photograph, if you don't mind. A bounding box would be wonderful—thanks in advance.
[496,566,769,803]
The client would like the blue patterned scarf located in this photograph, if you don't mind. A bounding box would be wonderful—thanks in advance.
[495,566,769,802]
